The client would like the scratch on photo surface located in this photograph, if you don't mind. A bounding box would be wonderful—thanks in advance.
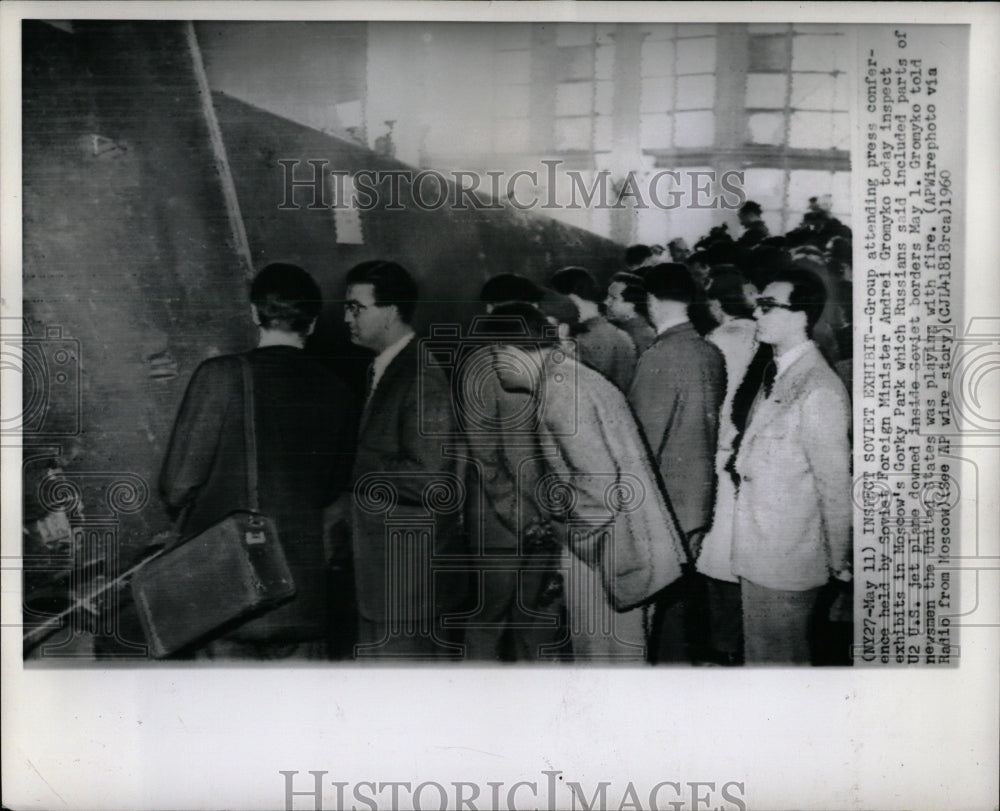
[25,758,67,805]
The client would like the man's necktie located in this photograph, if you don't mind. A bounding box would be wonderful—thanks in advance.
[762,360,777,398]
[364,363,376,402]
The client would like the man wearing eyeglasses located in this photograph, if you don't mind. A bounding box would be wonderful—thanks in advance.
[731,267,852,665]
[343,260,465,658]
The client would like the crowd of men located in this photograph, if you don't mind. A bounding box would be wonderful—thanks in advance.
[158,196,854,665]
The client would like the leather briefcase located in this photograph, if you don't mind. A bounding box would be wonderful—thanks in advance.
[130,510,295,657]
[130,355,296,658]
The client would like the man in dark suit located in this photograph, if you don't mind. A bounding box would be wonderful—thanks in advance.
[344,260,466,658]
[160,263,357,659]
[604,271,656,356]
[627,262,726,662]
[550,266,637,391]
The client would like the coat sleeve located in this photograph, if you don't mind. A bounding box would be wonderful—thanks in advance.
[628,350,679,459]
[801,383,852,573]
[158,358,235,520]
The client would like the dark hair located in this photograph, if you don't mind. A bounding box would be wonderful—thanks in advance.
[549,266,601,303]
[479,274,544,306]
[739,200,763,217]
[767,267,828,336]
[609,271,648,317]
[624,244,653,268]
[706,266,753,319]
[643,262,698,304]
[488,301,562,349]
[344,260,419,323]
[249,262,323,335]
[536,288,583,334]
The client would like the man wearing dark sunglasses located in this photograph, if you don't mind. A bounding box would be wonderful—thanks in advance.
[730,268,852,665]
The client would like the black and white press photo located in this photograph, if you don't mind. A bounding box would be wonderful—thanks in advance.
[2,4,997,811]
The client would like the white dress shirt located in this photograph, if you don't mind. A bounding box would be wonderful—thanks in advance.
[369,331,414,398]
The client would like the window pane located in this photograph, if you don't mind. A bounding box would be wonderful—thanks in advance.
[641,76,675,113]
[556,82,593,116]
[595,44,615,80]
[677,24,717,37]
[791,35,839,71]
[493,118,529,152]
[748,35,789,71]
[787,171,836,225]
[554,116,592,151]
[793,24,847,34]
[556,46,595,81]
[676,74,715,109]
[556,24,595,47]
[495,24,531,51]
[747,112,786,145]
[644,24,676,42]
[789,111,837,149]
[676,38,716,73]
[831,112,850,149]
[641,39,676,77]
[748,24,789,34]
[495,83,529,112]
[746,73,787,108]
[595,80,615,115]
[790,73,836,110]
[595,25,616,46]
[831,172,852,217]
[594,116,613,151]
[674,110,715,147]
[640,112,673,149]
[741,168,787,211]
[833,72,850,109]
[496,53,530,84]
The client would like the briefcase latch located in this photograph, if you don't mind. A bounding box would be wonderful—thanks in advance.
[244,516,267,545]
[245,530,266,545]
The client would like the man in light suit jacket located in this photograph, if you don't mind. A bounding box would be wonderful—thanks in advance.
[627,262,726,662]
[732,267,851,664]
[344,261,466,658]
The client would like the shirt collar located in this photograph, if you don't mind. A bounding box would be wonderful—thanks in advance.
[370,330,414,392]
[774,339,813,379]
[655,316,690,336]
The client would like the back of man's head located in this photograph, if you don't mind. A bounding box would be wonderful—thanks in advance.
[345,260,419,323]
[624,244,653,269]
[479,274,544,307]
[489,301,562,349]
[550,266,601,303]
[644,263,697,304]
[250,262,323,335]
[609,271,649,316]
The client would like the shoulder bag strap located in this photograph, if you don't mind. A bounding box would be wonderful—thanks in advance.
[238,355,259,512]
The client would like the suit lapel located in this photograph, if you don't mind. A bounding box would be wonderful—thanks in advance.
[359,338,415,435]
[741,344,819,447]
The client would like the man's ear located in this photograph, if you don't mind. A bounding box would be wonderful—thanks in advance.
[250,304,262,326]
[557,322,571,342]
[306,318,317,337]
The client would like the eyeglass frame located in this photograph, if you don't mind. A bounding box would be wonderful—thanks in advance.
[753,296,797,315]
